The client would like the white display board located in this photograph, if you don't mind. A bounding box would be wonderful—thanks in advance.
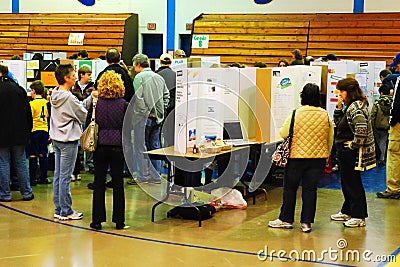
[266,65,322,142]
[174,69,188,153]
[174,67,226,152]
[93,60,109,81]
[357,61,386,102]
[324,61,348,120]
[269,67,298,142]
[239,68,257,139]
[0,60,27,89]
[187,68,224,142]
[154,58,187,72]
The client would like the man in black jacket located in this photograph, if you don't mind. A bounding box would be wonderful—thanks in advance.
[155,53,176,147]
[95,48,134,102]
[0,64,34,202]
[91,48,134,188]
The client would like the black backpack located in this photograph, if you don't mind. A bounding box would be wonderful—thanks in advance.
[167,204,216,220]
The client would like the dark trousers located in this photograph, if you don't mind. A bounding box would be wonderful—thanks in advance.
[92,146,125,224]
[29,156,48,182]
[336,144,368,219]
[73,146,83,175]
[279,158,325,224]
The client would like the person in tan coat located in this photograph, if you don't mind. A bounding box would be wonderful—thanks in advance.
[269,83,334,233]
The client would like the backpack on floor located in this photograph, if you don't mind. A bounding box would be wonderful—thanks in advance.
[167,204,216,220]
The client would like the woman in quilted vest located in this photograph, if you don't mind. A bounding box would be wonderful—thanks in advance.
[90,70,128,231]
[269,83,334,233]
[330,78,376,228]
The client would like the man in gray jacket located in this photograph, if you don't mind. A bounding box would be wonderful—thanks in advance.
[131,54,169,183]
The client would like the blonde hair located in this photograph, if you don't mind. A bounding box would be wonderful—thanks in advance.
[97,70,125,99]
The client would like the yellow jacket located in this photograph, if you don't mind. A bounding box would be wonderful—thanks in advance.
[280,106,334,158]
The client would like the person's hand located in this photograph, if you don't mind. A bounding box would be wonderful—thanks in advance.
[91,90,98,98]
[337,97,343,110]
[344,141,352,149]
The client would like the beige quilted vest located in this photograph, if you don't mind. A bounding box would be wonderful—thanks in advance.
[290,107,330,158]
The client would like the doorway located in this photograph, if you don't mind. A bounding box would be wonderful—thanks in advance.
[142,34,163,59]
[180,34,191,57]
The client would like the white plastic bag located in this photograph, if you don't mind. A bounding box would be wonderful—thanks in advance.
[211,187,247,210]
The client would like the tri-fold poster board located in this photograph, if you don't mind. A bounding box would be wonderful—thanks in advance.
[174,65,323,152]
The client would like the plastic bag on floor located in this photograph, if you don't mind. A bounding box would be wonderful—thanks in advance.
[211,187,247,210]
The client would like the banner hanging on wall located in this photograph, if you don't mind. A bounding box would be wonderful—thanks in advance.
[68,33,85,46]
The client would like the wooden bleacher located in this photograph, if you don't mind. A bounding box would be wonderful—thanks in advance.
[0,13,137,63]
[191,13,400,67]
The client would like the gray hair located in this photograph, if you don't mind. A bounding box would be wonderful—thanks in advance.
[132,53,150,68]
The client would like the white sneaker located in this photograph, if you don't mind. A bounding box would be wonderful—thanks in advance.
[54,214,61,219]
[76,174,81,181]
[71,175,76,181]
[59,212,83,220]
[330,212,351,221]
[301,223,312,233]
[268,219,293,229]
[343,218,366,228]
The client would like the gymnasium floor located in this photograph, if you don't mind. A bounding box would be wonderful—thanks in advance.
[1,166,399,267]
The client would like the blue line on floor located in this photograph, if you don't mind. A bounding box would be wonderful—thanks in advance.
[1,203,357,267]
[376,247,400,267]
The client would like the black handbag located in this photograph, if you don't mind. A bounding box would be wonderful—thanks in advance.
[272,109,296,167]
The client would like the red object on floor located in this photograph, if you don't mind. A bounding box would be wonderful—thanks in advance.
[324,156,332,174]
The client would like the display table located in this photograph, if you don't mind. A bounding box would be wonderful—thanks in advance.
[145,146,251,227]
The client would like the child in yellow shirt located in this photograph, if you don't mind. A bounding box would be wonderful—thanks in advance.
[26,80,51,185]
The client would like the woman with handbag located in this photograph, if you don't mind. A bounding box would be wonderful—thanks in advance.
[269,83,334,232]
[330,78,376,227]
[90,70,128,230]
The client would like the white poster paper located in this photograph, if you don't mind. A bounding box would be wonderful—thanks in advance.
[68,33,85,46]
[174,69,188,153]
[192,35,209,49]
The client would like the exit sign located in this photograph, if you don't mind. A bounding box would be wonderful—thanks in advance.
[186,23,193,31]
[147,23,156,30]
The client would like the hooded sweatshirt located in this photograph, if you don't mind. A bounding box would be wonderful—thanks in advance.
[49,87,90,142]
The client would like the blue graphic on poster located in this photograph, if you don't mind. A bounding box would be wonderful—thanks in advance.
[254,0,274,5]
[78,0,96,6]
[280,78,292,89]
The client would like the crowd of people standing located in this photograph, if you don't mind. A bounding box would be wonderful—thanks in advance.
[1,48,399,232]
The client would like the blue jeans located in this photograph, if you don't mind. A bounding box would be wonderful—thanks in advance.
[374,129,388,162]
[52,140,78,216]
[145,118,162,174]
[133,118,161,181]
[0,145,33,200]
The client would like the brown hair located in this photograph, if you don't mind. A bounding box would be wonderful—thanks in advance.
[336,78,368,107]
[78,66,92,81]
[97,70,125,99]
[291,49,302,60]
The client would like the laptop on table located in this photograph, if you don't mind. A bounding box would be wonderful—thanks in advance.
[223,122,258,147]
